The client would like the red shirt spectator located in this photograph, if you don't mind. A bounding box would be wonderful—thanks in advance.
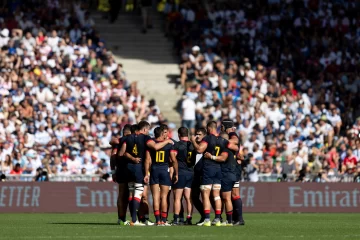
[343,149,358,173]
[10,164,23,175]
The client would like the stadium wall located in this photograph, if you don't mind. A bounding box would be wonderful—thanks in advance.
[0,183,359,213]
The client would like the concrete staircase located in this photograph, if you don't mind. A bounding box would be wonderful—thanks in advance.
[94,11,182,127]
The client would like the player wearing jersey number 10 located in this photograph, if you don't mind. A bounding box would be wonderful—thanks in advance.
[144,127,178,226]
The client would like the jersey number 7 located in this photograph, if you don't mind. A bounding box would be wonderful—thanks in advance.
[215,146,220,156]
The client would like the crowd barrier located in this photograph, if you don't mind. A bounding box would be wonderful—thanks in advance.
[0,182,359,213]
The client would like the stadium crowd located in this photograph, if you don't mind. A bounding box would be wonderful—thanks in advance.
[0,1,165,181]
[163,0,360,182]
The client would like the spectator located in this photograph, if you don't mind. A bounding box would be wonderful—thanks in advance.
[181,94,196,134]
[1,1,168,182]
[165,0,360,182]
[11,163,23,177]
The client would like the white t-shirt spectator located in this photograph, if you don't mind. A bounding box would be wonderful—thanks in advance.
[182,97,196,121]
[34,130,51,145]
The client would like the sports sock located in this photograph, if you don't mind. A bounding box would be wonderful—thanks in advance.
[204,210,210,220]
[154,210,160,223]
[161,212,167,223]
[179,204,184,222]
[119,216,126,222]
[232,196,243,221]
[174,214,179,222]
[144,214,149,221]
[130,198,141,222]
[226,211,233,223]
[215,210,221,219]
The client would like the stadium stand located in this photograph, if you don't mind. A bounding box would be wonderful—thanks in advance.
[0,1,164,181]
[165,0,360,182]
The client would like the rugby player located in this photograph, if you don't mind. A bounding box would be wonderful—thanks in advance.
[110,124,132,225]
[144,126,178,226]
[191,121,239,226]
[119,121,173,226]
[170,127,194,225]
[221,120,245,226]
[204,131,236,226]
[190,127,206,225]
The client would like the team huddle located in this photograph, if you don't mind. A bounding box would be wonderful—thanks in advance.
[110,120,245,226]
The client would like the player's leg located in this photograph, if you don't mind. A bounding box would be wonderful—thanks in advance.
[129,166,145,226]
[166,187,171,222]
[179,201,185,223]
[221,177,234,226]
[192,172,204,225]
[173,188,184,224]
[211,169,222,226]
[117,183,128,224]
[183,172,193,225]
[138,185,152,225]
[151,184,161,224]
[183,187,192,224]
[200,173,212,227]
[211,184,222,226]
[221,190,233,226]
[160,184,170,224]
[232,182,245,225]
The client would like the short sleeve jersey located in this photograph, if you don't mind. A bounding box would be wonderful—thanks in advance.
[148,139,173,167]
[202,134,229,169]
[172,140,194,172]
[125,134,152,165]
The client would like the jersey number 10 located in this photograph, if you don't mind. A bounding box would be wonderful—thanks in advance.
[156,151,165,162]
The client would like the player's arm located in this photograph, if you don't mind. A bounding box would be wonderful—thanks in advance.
[110,145,118,180]
[118,142,127,157]
[146,138,174,151]
[191,135,207,153]
[204,151,228,162]
[170,150,178,183]
[144,151,151,183]
[124,152,141,164]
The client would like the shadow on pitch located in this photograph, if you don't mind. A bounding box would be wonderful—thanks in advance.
[49,223,118,226]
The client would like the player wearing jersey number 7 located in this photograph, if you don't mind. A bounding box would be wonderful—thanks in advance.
[191,121,238,227]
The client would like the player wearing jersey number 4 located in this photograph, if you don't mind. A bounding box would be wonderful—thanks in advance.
[110,124,132,226]
[144,126,178,226]
[191,121,239,227]
[119,121,173,226]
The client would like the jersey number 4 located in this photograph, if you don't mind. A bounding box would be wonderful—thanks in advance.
[132,144,138,155]
[156,151,165,162]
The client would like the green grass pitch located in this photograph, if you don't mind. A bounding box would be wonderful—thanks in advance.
[1,213,359,240]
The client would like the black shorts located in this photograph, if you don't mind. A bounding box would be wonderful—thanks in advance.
[127,164,144,184]
[150,166,171,186]
[202,167,222,185]
[173,171,193,189]
[221,172,237,193]
[116,165,128,184]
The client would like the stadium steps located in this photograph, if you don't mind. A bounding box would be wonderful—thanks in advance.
[94,12,182,127]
